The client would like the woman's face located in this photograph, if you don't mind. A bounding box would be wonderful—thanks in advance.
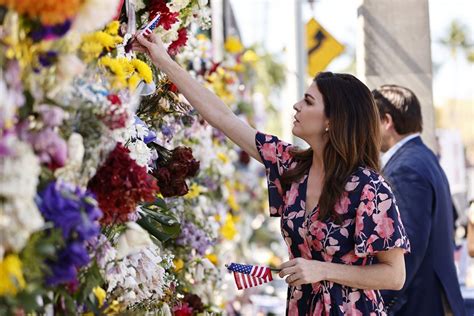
[292,82,329,143]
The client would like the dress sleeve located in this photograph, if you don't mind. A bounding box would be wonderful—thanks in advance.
[354,170,411,257]
[255,132,295,217]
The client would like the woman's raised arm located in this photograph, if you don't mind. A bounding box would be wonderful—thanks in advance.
[134,33,262,163]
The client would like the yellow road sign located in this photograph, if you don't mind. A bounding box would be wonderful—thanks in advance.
[306,18,345,76]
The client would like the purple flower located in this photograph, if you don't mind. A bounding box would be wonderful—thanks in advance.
[134,116,157,144]
[38,182,102,241]
[30,20,71,42]
[27,128,67,170]
[175,221,214,256]
[37,104,66,127]
[38,51,58,67]
[37,181,103,285]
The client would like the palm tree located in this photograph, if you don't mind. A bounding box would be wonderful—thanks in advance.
[439,20,473,62]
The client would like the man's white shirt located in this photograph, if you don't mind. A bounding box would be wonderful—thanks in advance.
[381,133,420,168]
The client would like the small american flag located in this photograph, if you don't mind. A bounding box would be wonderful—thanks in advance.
[226,263,274,290]
[141,15,161,36]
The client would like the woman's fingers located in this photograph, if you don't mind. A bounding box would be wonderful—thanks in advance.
[136,33,154,49]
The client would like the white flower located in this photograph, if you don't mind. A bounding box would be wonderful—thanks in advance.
[160,303,172,316]
[159,23,180,43]
[0,198,44,259]
[72,0,122,33]
[0,139,43,258]
[167,0,191,12]
[0,140,40,199]
[106,243,166,307]
[116,222,153,259]
[127,140,152,169]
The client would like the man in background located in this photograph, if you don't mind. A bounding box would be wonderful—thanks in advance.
[372,85,465,316]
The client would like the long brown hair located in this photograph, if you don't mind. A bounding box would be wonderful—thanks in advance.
[281,72,381,221]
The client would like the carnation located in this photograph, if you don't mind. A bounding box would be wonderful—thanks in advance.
[148,0,179,30]
[88,143,159,224]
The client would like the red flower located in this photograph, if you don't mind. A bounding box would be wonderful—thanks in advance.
[148,0,179,30]
[151,146,199,197]
[88,143,159,224]
[107,94,121,105]
[168,28,188,55]
[173,302,193,316]
[98,95,128,130]
[239,150,250,165]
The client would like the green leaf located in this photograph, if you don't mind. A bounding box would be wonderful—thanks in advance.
[137,215,181,242]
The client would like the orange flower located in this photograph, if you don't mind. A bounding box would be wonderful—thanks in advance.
[0,0,83,25]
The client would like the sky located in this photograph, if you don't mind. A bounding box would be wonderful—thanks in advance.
[230,0,474,104]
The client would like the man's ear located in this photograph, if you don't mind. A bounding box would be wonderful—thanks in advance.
[381,113,394,129]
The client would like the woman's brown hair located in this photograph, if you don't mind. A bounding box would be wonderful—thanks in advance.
[281,72,381,221]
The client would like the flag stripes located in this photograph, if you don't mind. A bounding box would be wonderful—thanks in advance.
[226,263,273,290]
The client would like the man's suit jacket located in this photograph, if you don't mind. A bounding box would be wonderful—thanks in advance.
[380,136,466,316]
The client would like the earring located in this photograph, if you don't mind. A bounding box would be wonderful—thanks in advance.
[325,127,329,132]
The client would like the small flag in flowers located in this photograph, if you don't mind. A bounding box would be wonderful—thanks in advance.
[141,15,161,36]
[226,263,274,290]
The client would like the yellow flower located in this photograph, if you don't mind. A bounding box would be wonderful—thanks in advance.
[93,286,106,307]
[131,59,153,84]
[227,194,239,212]
[242,49,259,63]
[94,32,123,50]
[230,63,244,73]
[220,214,237,240]
[224,36,244,54]
[196,34,208,41]
[0,254,25,296]
[174,258,184,272]
[217,152,230,164]
[117,58,135,76]
[104,300,122,315]
[205,253,218,265]
[184,183,204,200]
[105,21,120,36]
[0,0,83,25]
[81,41,103,60]
[99,56,127,88]
[128,73,141,91]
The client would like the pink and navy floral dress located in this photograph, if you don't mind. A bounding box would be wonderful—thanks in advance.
[255,132,411,316]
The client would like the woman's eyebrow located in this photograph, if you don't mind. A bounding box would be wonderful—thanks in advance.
[304,93,315,100]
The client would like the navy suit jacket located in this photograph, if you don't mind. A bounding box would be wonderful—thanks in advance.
[380,136,465,316]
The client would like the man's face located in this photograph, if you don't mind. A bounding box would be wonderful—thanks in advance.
[379,115,391,153]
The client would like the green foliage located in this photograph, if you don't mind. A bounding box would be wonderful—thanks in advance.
[138,197,181,242]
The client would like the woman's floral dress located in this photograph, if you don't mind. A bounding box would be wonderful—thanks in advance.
[255,132,411,316]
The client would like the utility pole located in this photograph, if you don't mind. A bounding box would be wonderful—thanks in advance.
[356,0,436,150]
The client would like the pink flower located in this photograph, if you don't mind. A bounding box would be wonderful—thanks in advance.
[334,192,351,214]
[361,184,375,201]
[373,212,395,239]
[309,221,326,240]
[364,289,377,302]
[286,183,299,206]
[260,142,277,163]
[341,251,359,264]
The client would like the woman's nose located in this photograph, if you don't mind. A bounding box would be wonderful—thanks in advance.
[293,102,301,112]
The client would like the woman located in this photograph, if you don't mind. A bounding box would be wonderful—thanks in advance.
[134,33,410,315]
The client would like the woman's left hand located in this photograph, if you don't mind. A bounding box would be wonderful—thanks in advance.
[279,258,326,287]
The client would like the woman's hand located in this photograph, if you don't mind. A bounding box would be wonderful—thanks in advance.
[279,258,327,287]
[132,33,172,68]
